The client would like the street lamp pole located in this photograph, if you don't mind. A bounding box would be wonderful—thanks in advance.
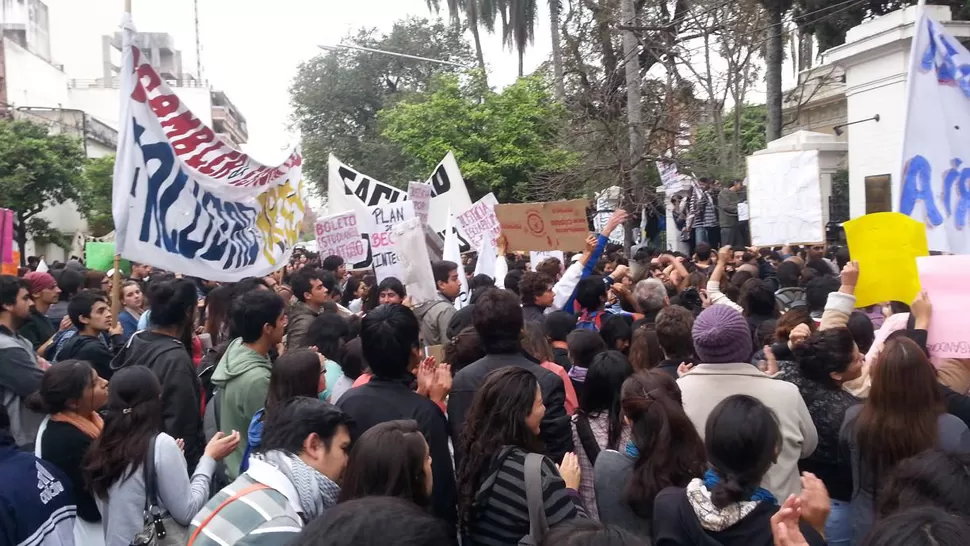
[318,43,473,69]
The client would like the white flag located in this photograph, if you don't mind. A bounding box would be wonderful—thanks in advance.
[444,209,470,310]
[900,12,970,253]
[474,236,497,279]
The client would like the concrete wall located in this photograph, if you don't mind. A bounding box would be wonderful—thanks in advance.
[69,85,213,130]
[3,36,67,106]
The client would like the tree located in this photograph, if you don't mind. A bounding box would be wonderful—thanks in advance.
[426,0,490,80]
[76,155,115,238]
[290,17,474,191]
[685,104,767,180]
[760,0,793,142]
[0,119,86,264]
[379,75,578,202]
[549,0,566,99]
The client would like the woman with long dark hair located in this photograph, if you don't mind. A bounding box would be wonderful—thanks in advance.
[202,284,233,346]
[571,350,633,519]
[593,371,705,536]
[840,337,970,543]
[522,323,578,415]
[457,367,585,543]
[28,360,109,545]
[240,348,324,474]
[653,395,829,545]
[627,327,663,373]
[83,366,240,546]
[340,419,433,508]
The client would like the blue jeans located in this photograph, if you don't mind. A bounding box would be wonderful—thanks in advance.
[694,226,709,245]
[825,498,852,546]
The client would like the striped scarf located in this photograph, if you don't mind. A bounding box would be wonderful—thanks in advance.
[256,450,340,521]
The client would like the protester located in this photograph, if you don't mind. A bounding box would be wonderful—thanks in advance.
[414,260,461,346]
[600,314,633,353]
[0,275,44,448]
[775,261,806,313]
[286,269,330,350]
[739,278,779,342]
[19,271,60,350]
[450,289,572,466]
[56,290,123,379]
[653,394,828,545]
[566,328,608,401]
[127,262,151,290]
[112,278,206,470]
[83,366,239,546]
[47,269,83,327]
[631,278,668,326]
[341,275,365,312]
[839,336,970,543]
[520,271,556,324]
[861,507,970,546]
[571,350,633,519]
[778,328,862,544]
[293,496,455,546]
[337,303,457,528]
[189,397,351,545]
[627,326,662,372]
[522,322,579,415]
[306,313,350,402]
[652,306,695,378]
[212,289,286,480]
[373,277,406,308]
[456,367,586,543]
[718,179,741,246]
[676,303,817,500]
[594,371,705,536]
[0,404,78,546]
[28,360,108,545]
[443,326,485,376]
[241,348,325,474]
[116,281,144,342]
[877,450,970,519]
[202,284,233,347]
[339,419,433,509]
[545,310,577,371]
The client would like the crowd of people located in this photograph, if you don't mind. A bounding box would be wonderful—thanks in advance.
[2,208,970,546]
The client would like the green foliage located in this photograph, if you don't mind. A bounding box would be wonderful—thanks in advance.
[77,155,115,237]
[0,119,86,258]
[685,104,767,180]
[25,217,71,250]
[379,74,578,202]
[290,17,474,190]
[831,168,849,223]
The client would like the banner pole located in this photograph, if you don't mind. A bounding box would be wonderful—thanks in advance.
[124,0,131,14]
[111,255,122,325]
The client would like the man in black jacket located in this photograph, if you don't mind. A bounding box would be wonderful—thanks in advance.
[448,289,572,468]
[337,304,458,530]
[56,290,123,379]
[519,271,555,325]
[113,279,205,471]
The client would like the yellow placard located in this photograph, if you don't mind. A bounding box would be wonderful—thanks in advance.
[844,212,929,308]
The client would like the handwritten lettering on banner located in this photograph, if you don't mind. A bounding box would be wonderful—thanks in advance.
[408,182,433,225]
[917,255,970,358]
[315,211,367,264]
[495,199,590,252]
[456,194,501,251]
[900,14,970,254]
[369,201,415,282]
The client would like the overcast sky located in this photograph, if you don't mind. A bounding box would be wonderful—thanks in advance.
[45,0,553,163]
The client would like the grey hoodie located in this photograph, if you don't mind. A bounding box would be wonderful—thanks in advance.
[413,293,456,347]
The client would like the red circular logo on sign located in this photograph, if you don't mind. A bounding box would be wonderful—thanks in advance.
[526,211,544,235]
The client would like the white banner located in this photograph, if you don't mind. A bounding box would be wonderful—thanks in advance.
[444,210,470,310]
[456,193,501,251]
[368,201,414,282]
[112,15,304,281]
[393,218,437,304]
[747,150,823,246]
[408,182,433,226]
[657,161,689,193]
[530,250,564,270]
[593,186,624,244]
[900,14,970,254]
[315,211,367,264]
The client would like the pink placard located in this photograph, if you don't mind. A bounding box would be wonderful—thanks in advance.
[917,255,970,358]
[0,209,12,265]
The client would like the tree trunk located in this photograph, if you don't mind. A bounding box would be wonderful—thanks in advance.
[518,49,524,77]
[549,0,565,100]
[798,29,813,72]
[470,22,489,87]
[621,0,641,254]
[765,4,783,142]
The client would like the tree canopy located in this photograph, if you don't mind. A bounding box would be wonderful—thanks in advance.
[685,104,767,180]
[0,119,86,261]
[290,17,474,191]
[379,75,578,202]
[76,155,115,238]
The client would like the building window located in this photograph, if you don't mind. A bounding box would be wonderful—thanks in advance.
[864,174,892,214]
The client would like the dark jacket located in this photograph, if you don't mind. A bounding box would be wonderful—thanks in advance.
[55,333,123,380]
[113,331,205,471]
[522,304,546,325]
[337,375,458,530]
[38,420,100,523]
[552,346,571,372]
[652,486,825,546]
[18,307,55,351]
[285,300,319,351]
[449,352,572,468]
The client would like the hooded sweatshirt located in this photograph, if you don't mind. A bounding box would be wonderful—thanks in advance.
[211,338,272,479]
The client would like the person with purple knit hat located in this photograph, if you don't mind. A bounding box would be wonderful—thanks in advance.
[677,304,817,500]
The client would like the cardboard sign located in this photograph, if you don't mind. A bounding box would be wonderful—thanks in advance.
[845,212,928,308]
[495,199,589,252]
[456,193,501,251]
[530,251,565,270]
[918,255,970,358]
[368,201,415,282]
[408,182,433,226]
[315,211,368,264]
